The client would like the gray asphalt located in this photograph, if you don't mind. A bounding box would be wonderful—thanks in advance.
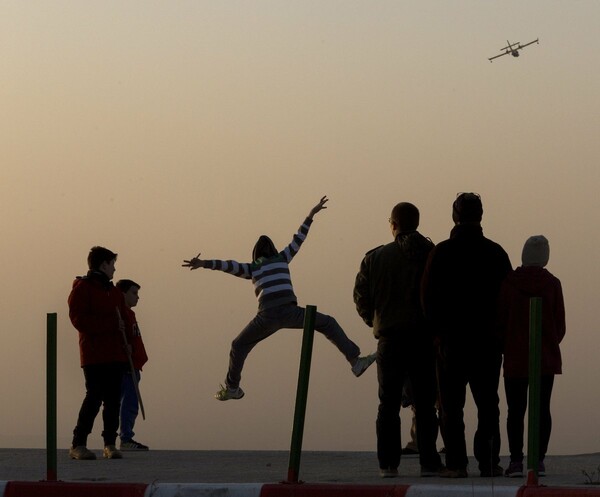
[1,449,600,489]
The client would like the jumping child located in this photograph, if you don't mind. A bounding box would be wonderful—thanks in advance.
[182,196,375,401]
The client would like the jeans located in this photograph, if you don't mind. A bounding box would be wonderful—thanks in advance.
[226,303,360,389]
[437,345,502,472]
[119,370,141,442]
[72,362,127,447]
[504,375,554,462]
[376,332,441,470]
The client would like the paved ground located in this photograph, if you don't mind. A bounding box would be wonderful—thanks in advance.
[1,449,600,488]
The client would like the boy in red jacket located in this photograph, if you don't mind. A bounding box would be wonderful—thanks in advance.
[116,279,149,451]
[68,246,132,460]
[498,235,566,477]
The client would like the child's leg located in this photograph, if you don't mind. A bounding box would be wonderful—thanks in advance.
[277,304,360,361]
[119,370,140,442]
[313,310,360,362]
[504,376,528,462]
[539,375,555,460]
[225,311,281,389]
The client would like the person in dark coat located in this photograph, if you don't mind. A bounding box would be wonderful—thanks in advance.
[354,202,442,478]
[421,193,512,478]
[499,235,566,477]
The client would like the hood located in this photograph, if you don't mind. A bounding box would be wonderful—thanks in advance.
[72,270,113,290]
[395,231,434,261]
[504,266,555,296]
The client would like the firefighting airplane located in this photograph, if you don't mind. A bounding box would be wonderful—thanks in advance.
[488,38,539,62]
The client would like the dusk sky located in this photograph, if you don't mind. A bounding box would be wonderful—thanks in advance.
[2,1,599,455]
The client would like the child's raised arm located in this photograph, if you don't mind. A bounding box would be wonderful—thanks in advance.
[308,195,329,220]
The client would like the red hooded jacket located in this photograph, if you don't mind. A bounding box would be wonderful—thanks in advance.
[123,307,148,371]
[498,266,566,378]
[68,271,132,367]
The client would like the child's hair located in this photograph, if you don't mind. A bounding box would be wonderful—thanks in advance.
[252,235,277,261]
[116,279,141,293]
[87,246,118,271]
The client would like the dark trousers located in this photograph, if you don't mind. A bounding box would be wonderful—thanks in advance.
[72,362,127,447]
[504,375,554,462]
[376,332,441,470]
[437,346,502,472]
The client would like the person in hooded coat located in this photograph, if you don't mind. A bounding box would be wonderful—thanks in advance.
[499,235,566,477]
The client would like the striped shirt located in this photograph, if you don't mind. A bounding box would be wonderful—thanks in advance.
[205,217,313,310]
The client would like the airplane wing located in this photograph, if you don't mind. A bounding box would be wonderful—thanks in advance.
[488,51,509,62]
[519,38,539,49]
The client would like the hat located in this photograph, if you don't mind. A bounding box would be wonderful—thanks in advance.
[521,235,550,267]
[452,193,483,224]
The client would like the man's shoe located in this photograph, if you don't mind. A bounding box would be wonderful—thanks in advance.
[538,461,546,477]
[103,445,123,459]
[439,467,468,478]
[421,464,445,477]
[69,446,96,460]
[504,461,524,477]
[120,439,149,451]
[379,467,399,478]
[215,384,245,401]
[401,446,419,456]
[351,353,376,377]
[480,465,503,477]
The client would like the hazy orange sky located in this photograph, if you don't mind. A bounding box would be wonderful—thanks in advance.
[2,1,599,455]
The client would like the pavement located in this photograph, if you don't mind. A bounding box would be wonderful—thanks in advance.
[1,449,600,496]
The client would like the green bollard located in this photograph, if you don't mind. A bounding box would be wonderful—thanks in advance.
[526,297,542,486]
[286,305,316,483]
[46,313,58,481]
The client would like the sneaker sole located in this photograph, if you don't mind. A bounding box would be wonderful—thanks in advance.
[216,391,245,401]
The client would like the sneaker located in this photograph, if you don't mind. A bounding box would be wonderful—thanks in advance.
[538,461,546,477]
[421,464,445,477]
[504,461,524,478]
[401,446,419,456]
[351,353,376,377]
[103,445,123,459]
[120,439,149,451]
[379,467,399,478]
[69,445,96,460]
[215,384,245,401]
[439,467,468,478]
[480,465,503,477]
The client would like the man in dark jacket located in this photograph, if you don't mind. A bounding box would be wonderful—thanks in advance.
[68,246,132,460]
[421,193,512,478]
[354,202,442,478]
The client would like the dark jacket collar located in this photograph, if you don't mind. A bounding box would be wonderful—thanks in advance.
[450,223,483,239]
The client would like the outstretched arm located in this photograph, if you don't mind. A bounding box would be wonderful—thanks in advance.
[182,252,252,279]
[182,253,206,270]
[307,195,328,221]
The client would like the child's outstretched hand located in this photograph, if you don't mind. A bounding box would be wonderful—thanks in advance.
[182,252,204,270]
[308,196,328,220]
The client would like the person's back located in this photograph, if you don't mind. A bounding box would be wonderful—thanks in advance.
[424,223,512,345]
[356,231,433,336]
[500,263,565,377]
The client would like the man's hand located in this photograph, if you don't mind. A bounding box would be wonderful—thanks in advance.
[308,196,328,220]
[182,252,204,270]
